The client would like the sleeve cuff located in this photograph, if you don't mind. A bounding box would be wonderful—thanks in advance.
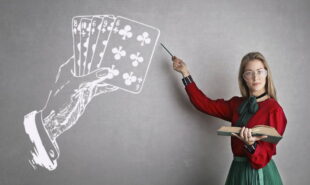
[244,142,257,154]
[182,75,194,86]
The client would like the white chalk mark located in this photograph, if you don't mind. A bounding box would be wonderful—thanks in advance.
[112,46,126,60]
[137,32,151,46]
[130,52,144,67]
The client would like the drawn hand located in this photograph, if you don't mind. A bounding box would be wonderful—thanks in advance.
[232,126,268,145]
[41,56,118,140]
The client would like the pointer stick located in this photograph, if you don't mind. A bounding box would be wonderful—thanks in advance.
[160,43,174,57]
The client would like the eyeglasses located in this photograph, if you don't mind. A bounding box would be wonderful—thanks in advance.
[243,69,267,81]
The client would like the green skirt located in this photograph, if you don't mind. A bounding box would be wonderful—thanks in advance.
[225,157,283,185]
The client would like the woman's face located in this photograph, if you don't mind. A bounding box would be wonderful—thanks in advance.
[243,59,267,95]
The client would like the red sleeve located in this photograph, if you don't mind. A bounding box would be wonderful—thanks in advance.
[185,82,234,122]
[245,106,287,169]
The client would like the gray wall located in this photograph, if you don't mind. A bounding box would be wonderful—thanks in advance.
[1,0,309,184]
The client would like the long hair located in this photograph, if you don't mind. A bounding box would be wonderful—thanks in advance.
[238,52,277,101]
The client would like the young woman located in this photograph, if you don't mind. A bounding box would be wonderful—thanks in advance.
[172,52,287,185]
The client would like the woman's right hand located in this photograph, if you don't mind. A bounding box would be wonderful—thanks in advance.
[172,56,190,77]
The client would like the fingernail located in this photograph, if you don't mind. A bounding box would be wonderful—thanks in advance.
[96,69,108,78]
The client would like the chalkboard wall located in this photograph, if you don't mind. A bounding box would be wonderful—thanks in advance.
[1,0,309,184]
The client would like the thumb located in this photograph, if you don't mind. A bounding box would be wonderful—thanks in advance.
[79,67,114,84]
[256,135,268,141]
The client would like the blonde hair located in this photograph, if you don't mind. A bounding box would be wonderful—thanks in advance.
[238,52,277,101]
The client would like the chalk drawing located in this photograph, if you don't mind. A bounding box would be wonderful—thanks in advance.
[23,14,160,171]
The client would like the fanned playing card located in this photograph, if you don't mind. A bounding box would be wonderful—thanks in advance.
[72,16,82,76]
[80,18,92,76]
[85,16,104,75]
[99,16,160,94]
[90,15,116,72]
[72,15,92,76]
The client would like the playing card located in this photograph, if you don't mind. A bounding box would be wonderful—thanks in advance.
[80,18,92,76]
[99,16,160,94]
[72,15,93,76]
[84,16,104,75]
[90,15,116,72]
[72,16,82,76]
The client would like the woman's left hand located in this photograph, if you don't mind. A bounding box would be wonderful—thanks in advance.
[232,127,268,145]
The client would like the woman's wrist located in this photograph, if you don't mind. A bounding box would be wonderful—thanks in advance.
[182,71,190,77]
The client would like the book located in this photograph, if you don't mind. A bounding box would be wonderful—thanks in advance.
[217,125,282,144]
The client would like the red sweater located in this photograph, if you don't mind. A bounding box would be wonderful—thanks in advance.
[185,82,287,169]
